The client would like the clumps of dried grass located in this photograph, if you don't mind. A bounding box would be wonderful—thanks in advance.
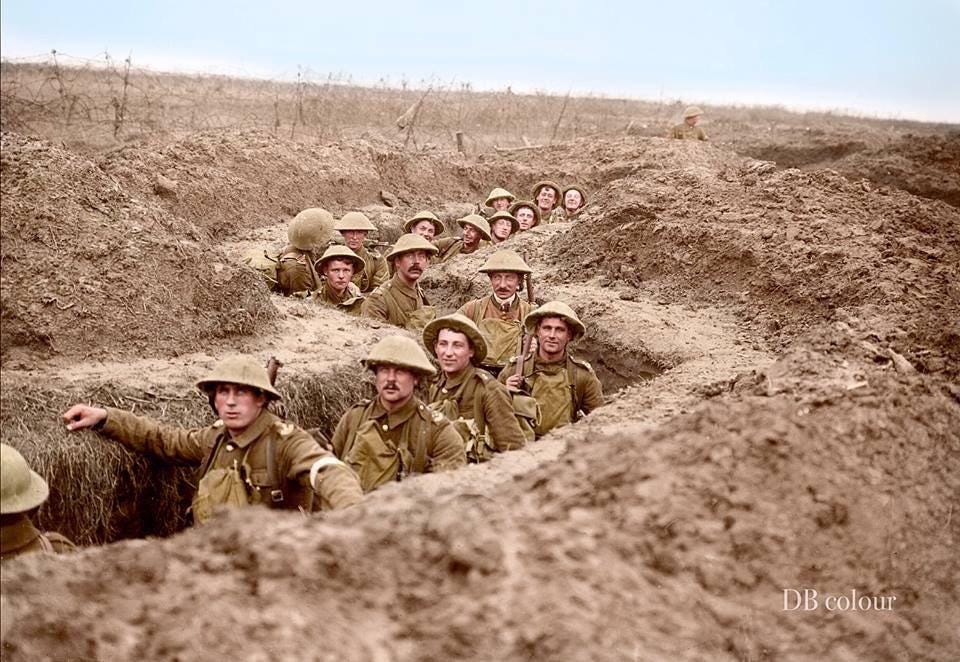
[275,362,375,436]
[0,380,204,545]
[0,361,374,546]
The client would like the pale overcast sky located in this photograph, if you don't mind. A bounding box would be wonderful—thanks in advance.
[2,0,958,122]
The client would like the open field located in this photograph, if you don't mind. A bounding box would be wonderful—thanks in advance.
[1,61,959,660]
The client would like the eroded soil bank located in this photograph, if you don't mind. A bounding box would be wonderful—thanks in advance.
[1,128,958,660]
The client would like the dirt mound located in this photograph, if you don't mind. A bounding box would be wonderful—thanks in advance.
[95,130,536,237]
[0,132,276,366]
[2,130,959,660]
[94,130,741,241]
[2,327,956,661]
[550,154,960,378]
[831,132,960,208]
[734,126,960,208]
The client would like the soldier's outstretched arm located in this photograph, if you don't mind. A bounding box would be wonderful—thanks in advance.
[63,404,107,430]
[63,404,212,465]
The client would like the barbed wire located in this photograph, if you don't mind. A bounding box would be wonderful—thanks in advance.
[1,51,684,152]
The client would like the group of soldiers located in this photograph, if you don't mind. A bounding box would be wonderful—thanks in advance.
[2,107,712,559]
[2,179,610,561]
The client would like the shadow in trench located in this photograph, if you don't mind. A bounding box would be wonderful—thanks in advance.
[573,336,665,393]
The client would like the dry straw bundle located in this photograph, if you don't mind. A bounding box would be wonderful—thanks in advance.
[1,362,373,545]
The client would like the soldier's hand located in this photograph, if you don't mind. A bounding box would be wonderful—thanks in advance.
[504,374,524,391]
[62,404,108,431]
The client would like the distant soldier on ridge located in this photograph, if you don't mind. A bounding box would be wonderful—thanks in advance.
[671,106,708,141]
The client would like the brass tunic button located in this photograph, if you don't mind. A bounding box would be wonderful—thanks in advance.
[382,424,389,431]
[225,443,236,452]
[441,388,448,394]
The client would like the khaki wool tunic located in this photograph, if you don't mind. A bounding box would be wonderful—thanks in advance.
[98,408,362,513]
[314,281,364,315]
[0,515,75,562]
[548,208,583,223]
[457,295,535,368]
[361,273,434,330]
[275,245,322,296]
[426,364,526,452]
[352,245,389,294]
[331,396,466,492]
[432,237,489,262]
[670,123,708,141]
[499,353,605,437]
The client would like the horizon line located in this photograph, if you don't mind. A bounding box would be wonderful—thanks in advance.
[2,49,958,126]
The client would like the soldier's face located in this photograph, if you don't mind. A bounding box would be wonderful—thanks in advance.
[536,187,557,210]
[213,383,267,434]
[341,230,367,251]
[491,218,513,241]
[492,197,511,211]
[411,220,436,240]
[536,317,572,358]
[375,365,418,408]
[394,250,430,284]
[686,115,699,126]
[435,329,474,375]
[564,190,583,212]
[488,271,521,299]
[323,259,355,293]
[515,207,536,230]
[462,225,481,246]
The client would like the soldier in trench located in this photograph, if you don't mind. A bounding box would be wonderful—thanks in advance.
[313,244,365,315]
[62,356,364,523]
[403,210,445,242]
[422,314,526,461]
[531,180,562,224]
[500,301,604,438]
[331,335,466,492]
[1,443,76,561]
[480,187,516,217]
[670,106,709,141]
[433,214,492,262]
[510,201,541,232]
[549,184,588,223]
[456,250,536,376]
[274,207,338,296]
[361,233,438,332]
[335,211,390,294]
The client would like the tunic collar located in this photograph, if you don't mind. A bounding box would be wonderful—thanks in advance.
[370,395,420,430]
[226,409,276,448]
[437,365,474,392]
[535,351,568,371]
